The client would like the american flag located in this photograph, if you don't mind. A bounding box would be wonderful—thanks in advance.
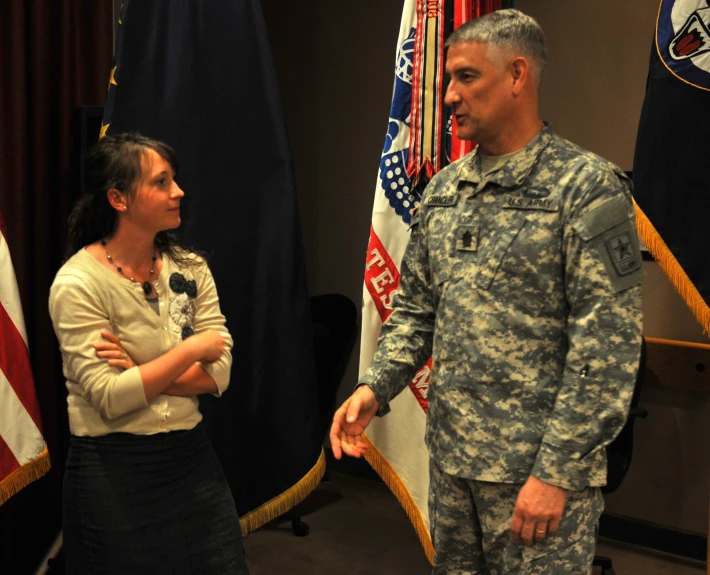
[0,209,49,506]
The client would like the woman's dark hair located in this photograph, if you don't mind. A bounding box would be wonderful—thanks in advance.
[66,132,196,264]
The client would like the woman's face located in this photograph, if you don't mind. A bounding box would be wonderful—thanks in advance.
[126,149,184,233]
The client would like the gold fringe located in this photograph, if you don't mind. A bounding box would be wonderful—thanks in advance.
[0,446,51,506]
[635,201,710,335]
[239,448,325,535]
[363,435,435,564]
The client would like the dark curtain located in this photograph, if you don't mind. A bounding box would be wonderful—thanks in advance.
[0,1,114,573]
[103,0,322,527]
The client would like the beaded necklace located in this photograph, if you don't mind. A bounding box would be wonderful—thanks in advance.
[101,239,157,296]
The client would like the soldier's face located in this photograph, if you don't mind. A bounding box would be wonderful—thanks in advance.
[445,42,513,144]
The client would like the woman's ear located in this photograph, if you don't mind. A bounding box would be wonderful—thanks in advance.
[106,188,128,212]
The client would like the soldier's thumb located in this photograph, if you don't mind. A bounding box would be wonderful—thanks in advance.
[346,397,361,423]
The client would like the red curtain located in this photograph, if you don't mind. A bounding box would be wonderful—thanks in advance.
[450,0,503,162]
[473,0,503,18]
[0,1,113,571]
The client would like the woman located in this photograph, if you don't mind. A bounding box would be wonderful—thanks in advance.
[49,133,249,574]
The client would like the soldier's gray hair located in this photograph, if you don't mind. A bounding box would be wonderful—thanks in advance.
[446,9,547,84]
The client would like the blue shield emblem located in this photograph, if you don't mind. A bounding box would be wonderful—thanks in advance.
[658,0,710,90]
[379,27,421,225]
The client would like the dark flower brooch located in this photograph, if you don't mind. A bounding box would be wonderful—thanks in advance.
[169,272,197,339]
[169,273,198,298]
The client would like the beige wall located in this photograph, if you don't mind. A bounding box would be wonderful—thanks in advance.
[265,0,710,534]
[521,0,655,171]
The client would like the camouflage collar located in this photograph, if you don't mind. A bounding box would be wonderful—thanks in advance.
[456,123,554,189]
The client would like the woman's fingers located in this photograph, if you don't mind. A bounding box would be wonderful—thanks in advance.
[100,331,120,343]
[94,333,134,369]
[94,341,129,359]
[93,342,114,351]
[107,358,133,369]
[94,341,125,354]
[96,349,128,359]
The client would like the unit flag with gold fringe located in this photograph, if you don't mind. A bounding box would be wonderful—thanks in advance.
[360,0,511,562]
[633,0,710,333]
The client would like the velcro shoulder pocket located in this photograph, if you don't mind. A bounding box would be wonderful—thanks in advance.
[571,195,628,240]
[571,195,642,293]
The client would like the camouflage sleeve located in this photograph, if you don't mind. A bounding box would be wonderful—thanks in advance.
[531,175,643,491]
[358,209,436,416]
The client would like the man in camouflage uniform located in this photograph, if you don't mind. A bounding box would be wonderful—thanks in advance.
[331,9,642,575]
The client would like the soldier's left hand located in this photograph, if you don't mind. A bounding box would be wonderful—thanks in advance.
[510,476,567,546]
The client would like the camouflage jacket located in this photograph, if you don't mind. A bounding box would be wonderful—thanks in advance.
[361,125,643,491]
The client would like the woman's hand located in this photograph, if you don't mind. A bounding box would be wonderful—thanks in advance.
[93,331,136,370]
[188,330,226,364]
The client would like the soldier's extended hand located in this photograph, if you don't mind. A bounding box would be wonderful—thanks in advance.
[330,385,379,460]
[510,476,567,546]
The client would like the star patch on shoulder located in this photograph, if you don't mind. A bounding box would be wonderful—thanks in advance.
[605,231,641,276]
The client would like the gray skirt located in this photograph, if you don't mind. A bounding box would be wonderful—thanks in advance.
[63,423,249,575]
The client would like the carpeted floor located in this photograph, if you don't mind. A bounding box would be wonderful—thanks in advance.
[243,472,706,575]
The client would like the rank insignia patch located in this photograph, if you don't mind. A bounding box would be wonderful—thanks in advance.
[455,225,478,252]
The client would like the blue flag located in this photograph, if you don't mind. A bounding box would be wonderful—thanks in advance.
[633,0,710,333]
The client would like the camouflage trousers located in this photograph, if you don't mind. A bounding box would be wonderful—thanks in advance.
[429,460,604,575]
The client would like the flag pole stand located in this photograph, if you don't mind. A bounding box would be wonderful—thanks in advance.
[34,530,63,575]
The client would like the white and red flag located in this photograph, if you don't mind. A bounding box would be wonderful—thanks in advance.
[0,210,50,505]
[360,0,504,562]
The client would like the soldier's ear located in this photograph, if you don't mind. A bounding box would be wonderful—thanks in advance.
[510,56,530,95]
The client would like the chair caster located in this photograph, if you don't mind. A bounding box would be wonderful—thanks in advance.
[291,518,310,537]
[593,555,615,575]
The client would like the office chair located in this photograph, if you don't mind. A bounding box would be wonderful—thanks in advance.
[593,338,648,575]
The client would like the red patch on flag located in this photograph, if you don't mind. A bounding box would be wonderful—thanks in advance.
[408,357,431,413]
[364,226,401,323]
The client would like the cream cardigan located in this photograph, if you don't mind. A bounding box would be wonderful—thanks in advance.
[49,248,233,436]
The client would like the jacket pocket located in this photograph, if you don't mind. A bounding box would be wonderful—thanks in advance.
[473,210,560,317]
[473,212,528,290]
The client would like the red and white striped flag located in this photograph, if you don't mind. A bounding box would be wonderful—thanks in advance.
[360,0,503,562]
[0,210,50,505]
